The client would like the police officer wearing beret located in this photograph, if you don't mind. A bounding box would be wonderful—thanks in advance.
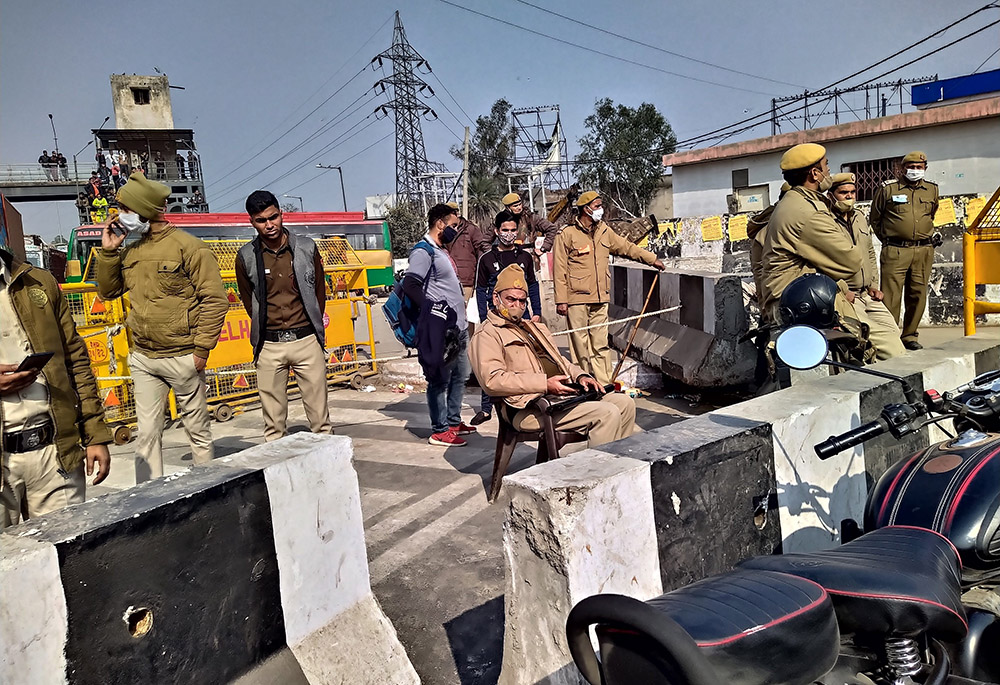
[760,143,862,321]
[828,173,905,360]
[869,151,939,350]
[501,192,560,256]
[760,144,881,358]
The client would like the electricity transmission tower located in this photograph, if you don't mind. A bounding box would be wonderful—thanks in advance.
[373,11,436,205]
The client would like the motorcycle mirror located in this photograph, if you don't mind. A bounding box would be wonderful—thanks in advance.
[775,325,829,370]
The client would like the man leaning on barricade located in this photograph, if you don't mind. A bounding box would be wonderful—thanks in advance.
[96,171,228,483]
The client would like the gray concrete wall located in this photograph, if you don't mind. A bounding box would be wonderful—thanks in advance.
[499,330,1000,683]
[110,74,175,130]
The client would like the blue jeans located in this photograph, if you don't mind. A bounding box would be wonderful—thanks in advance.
[426,330,471,433]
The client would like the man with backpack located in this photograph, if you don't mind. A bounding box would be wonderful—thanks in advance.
[401,203,477,447]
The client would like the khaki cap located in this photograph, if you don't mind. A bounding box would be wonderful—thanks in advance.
[576,190,600,207]
[116,172,170,220]
[495,263,527,293]
[502,192,521,206]
[829,172,856,189]
[780,143,826,171]
[902,151,928,164]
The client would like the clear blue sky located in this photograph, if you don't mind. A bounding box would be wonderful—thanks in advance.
[2,0,998,240]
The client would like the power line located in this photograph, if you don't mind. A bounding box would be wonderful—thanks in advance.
[974,45,1000,72]
[208,14,394,179]
[429,0,785,97]
[210,92,379,203]
[427,69,475,125]
[510,0,806,89]
[675,4,1000,149]
[207,66,370,189]
[280,131,394,196]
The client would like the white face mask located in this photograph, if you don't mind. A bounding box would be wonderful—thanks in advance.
[118,211,148,234]
[905,168,925,182]
[590,207,604,222]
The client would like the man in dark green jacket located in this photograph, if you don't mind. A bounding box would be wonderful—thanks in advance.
[96,172,227,482]
[1,247,111,527]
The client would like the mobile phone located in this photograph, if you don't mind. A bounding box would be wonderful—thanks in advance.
[17,352,54,372]
[109,219,128,237]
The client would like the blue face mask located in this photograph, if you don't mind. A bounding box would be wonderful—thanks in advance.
[441,225,459,244]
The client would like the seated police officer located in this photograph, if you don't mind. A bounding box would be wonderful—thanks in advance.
[469,264,636,448]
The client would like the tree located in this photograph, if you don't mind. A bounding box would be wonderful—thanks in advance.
[385,202,426,259]
[280,202,299,213]
[574,98,676,218]
[450,98,517,182]
[466,175,502,228]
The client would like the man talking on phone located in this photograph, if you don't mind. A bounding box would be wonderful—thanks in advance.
[0,245,111,528]
[96,172,228,482]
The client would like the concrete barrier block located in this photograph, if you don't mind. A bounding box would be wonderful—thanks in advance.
[0,535,67,685]
[499,451,660,685]
[0,434,418,685]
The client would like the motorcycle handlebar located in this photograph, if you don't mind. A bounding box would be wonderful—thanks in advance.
[815,418,888,459]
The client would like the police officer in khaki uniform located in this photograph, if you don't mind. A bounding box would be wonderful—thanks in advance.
[553,191,664,385]
[869,151,939,350]
[502,192,560,256]
[748,181,790,310]
[828,173,905,360]
[760,143,862,323]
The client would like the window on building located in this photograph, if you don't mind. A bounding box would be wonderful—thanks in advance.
[131,87,151,105]
[732,168,749,189]
[841,157,901,201]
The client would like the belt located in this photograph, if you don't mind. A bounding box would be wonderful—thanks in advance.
[263,325,314,343]
[3,419,55,454]
[884,237,933,248]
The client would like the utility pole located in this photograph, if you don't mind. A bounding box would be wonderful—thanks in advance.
[462,126,470,218]
[372,11,434,206]
[316,164,348,211]
[48,114,59,155]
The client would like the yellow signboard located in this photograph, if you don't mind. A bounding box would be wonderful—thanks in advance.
[701,216,723,242]
[727,214,749,242]
[933,198,956,227]
[966,196,987,228]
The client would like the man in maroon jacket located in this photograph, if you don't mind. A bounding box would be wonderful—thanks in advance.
[443,202,491,306]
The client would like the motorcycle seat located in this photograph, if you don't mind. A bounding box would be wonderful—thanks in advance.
[568,569,839,685]
[740,526,967,642]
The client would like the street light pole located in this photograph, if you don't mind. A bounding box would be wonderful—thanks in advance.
[73,139,95,207]
[283,194,304,212]
[315,164,348,212]
[48,114,59,155]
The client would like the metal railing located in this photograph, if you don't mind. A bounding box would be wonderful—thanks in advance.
[0,162,203,186]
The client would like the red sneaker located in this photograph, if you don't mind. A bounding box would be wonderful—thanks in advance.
[452,422,477,435]
[429,428,467,446]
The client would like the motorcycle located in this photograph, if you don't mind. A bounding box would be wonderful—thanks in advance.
[566,325,1000,684]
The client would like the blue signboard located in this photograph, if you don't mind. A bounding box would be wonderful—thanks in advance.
[912,69,1000,107]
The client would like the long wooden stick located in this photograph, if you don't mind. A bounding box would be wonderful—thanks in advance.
[611,272,659,384]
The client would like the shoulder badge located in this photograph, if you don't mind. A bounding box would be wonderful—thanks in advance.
[882,179,896,187]
[27,286,48,308]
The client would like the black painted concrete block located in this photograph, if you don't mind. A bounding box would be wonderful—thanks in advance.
[40,468,286,685]
[614,416,779,591]
[679,275,705,330]
[612,265,628,308]
[642,268,660,312]
[976,346,1000,376]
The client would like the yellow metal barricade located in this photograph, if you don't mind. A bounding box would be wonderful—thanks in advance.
[68,236,380,434]
[963,185,1000,335]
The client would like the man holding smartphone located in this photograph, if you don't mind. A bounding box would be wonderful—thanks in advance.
[96,172,228,482]
[0,246,111,528]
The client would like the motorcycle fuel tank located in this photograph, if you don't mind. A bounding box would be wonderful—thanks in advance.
[864,430,1000,587]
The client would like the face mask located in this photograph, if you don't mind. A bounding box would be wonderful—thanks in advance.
[440,225,458,244]
[590,207,604,222]
[118,211,148,234]
[905,168,925,182]
[833,199,855,213]
[497,230,517,246]
[818,172,834,193]
[494,295,526,322]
